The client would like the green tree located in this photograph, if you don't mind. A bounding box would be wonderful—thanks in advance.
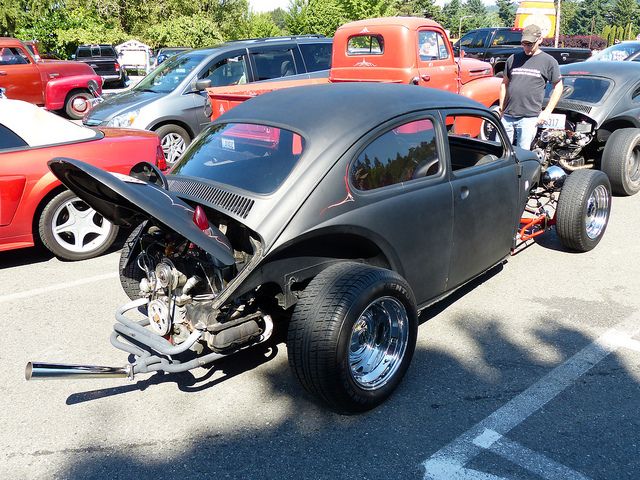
[612,0,638,27]
[440,0,463,34]
[463,0,489,30]
[0,0,20,36]
[340,0,396,20]
[495,0,516,27]
[246,12,284,38]
[569,0,610,36]
[393,0,442,21]
[286,0,346,37]
[559,0,580,36]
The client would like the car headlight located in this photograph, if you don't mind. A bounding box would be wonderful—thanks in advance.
[107,110,139,127]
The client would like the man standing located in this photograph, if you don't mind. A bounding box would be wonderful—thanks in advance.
[499,24,564,150]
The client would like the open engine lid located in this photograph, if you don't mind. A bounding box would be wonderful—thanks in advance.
[48,157,235,265]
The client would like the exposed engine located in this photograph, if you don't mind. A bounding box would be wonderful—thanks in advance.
[125,209,270,356]
[532,112,597,171]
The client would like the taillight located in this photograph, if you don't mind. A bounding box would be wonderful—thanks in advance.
[193,205,210,231]
[114,62,121,72]
[156,145,167,171]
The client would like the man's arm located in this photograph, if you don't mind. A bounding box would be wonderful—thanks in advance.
[537,79,563,124]
[499,76,509,117]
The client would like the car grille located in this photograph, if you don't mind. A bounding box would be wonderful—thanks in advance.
[556,100,592,114]
[169,179,255,219]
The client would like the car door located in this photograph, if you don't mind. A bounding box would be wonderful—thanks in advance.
[456,30,491,60]
[0,46,43,105]
[342,114,454,306]
[443,109,520,290]
[417,30,458,93]
[188,50,249,132]
[247,44,303,81]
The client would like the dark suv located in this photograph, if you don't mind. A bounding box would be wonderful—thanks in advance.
[84,36,333,165]
[73,44,128,88]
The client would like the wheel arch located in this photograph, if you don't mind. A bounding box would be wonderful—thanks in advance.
[31,184,68,245]
[597,118,640,144]
[149,119,196,140]
[235,228,400,309]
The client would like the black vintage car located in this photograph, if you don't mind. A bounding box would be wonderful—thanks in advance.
[533,61,640,196]
[28,83,611,413]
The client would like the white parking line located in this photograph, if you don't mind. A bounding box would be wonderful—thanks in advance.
[0,272,117,303]
[422,312,640,479]
[476,428,592,480]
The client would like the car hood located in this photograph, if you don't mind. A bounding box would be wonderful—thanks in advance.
[48,157,235,266]
[84,90,160,124]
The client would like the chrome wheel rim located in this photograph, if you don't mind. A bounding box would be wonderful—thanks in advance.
[348,296,409,390]
[161,132,186,165]
[70,95,91,116]
[585,184,609,240]
[626,145,640,185]
[52,197,113,253]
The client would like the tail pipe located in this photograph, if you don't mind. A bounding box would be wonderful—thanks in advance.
[25,362,133,381]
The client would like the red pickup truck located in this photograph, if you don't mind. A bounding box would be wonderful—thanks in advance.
[0,37,102,119]
[208,17,502,136]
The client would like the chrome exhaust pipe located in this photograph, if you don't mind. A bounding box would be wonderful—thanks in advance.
[25,362,133,381]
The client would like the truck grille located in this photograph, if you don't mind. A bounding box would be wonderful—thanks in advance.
[556,100,592,114]
[169,179,255,219]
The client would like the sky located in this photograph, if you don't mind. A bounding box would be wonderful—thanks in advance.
[249,0,290,13]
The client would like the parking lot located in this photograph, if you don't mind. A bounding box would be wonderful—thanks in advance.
[1,191,639,479]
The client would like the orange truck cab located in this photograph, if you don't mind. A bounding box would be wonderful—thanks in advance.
[0,38,102,119]
[208,17,502,123]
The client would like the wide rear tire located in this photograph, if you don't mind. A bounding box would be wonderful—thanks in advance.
[556,170,611,252]
[601,128,640,196]
[119,222,147,300]
[287,262,418,414]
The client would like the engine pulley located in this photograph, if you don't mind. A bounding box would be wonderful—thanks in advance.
[148,298,172,336]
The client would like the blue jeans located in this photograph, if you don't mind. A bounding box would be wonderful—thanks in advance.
[501,115,538,150]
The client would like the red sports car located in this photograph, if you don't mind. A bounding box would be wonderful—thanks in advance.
[0,98,166,260]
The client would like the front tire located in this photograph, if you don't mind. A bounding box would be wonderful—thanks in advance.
[38,190,118,260]
[601,128,640,196]
[287,262,418,414]
[156,124,191,166]
[64,89,93,120]
[556,170,611,252]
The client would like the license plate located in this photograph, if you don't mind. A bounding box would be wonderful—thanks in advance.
[542,113,566,130]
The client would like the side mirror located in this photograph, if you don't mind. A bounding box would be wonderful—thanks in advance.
[129,162,169,189]
[194,79,212,92]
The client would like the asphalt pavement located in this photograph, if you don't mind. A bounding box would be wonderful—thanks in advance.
[1,192,639,479]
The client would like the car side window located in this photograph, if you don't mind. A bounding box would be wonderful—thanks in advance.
[418,31,449,61]
[299,43,332,72]
[201,55,248,86]
[0,124,28,150]
[445,113,505,171]
[493,30,522,46]
[250,48,296,81]
[459,32,478,48]
[0,47,30,65]
[351,118,440,191]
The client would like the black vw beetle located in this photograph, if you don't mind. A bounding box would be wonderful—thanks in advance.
[28,83,611,413]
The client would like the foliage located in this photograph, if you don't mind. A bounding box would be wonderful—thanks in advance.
[541,34,606,50]
[611,0,638,27]
[569,0,611,38]
[394,0,442,22]
[462,0,488,31]
[495,0,515,27]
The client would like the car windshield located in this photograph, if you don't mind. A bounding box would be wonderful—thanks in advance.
[134,51,208,93]
[589,43,640,61]
[545,76,612,103]
[171,123,305,194]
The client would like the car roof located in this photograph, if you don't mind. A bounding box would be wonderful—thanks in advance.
[0,99,97,146]
[190,35,330,56]
[216,82,484,145]
[561,61,640,83]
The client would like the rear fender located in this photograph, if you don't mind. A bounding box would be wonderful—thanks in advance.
[44,74,103,111]
[459,76,502,108]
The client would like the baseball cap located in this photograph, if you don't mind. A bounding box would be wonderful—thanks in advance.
[522,24,542,43]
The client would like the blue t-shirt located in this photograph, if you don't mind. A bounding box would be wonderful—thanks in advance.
[504,51,561,118]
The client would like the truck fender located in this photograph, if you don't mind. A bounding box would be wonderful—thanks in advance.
[459,76,502,108]
[44,74,103,111]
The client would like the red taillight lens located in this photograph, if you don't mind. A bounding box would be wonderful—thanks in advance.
[193,205,210,231]
[156,145,167,171]
[114,62,121,72]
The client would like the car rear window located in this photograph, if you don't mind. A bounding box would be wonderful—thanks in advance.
[347,35,384,55]
[546,76,612,103]
[171,123,305,195]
